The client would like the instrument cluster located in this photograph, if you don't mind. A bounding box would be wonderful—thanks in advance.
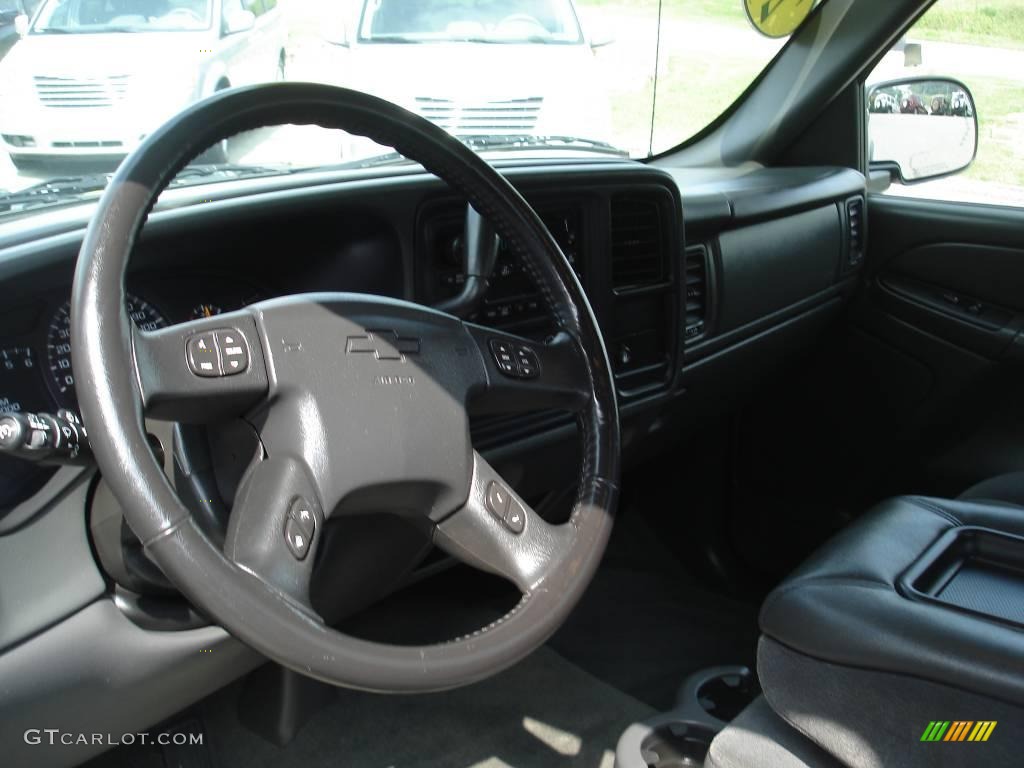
[0,272,264,511]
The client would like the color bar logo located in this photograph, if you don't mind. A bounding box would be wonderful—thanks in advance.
[920,721,997,742]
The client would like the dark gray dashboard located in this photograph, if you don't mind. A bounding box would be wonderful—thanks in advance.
[0,158,865,766]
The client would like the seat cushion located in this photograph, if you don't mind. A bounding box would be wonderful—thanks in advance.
[758,636,1024,768]
[759,495,1024,706]
[959,471,1024,508]
[706,695,842,768]
[757,495,1024,768]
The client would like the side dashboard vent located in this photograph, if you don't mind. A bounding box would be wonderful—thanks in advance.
[610,196,667,291]
[685,245,709,341]
[846,196,865,269]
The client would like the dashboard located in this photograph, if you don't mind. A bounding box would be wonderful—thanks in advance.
[0,162,868,518]
[0,157,866,765]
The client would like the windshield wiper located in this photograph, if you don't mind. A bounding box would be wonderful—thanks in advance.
[0,174,113,214]
[363,34,426,44]
[453,35,558,44]
[301,135,628,174]
[0,164,291,215]
[460,135,628,157]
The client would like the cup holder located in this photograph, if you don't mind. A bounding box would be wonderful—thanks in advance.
[693,667,759,724]
[614,666,760,768]
[639,721,718,768]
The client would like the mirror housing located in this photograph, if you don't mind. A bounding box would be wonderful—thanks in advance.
[14,13,28,37]
[867,77,978,184]
[224,8,255,35]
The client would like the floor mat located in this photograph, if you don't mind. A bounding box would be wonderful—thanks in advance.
[549,507,762,711]
[199,647,655,768]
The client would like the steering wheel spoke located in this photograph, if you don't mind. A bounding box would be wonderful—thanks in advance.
[132,312,269,422]
[465,323,590,414]
[434,451,573,594]
[223,453,325,614]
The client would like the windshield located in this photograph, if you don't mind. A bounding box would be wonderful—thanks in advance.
[0,0,816,218]
[359,0,583,44]
[33,0,213,33]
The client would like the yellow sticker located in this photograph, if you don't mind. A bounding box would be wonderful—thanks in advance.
[744,0,816,39]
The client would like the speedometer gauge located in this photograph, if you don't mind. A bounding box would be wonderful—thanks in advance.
[45,295,167,406]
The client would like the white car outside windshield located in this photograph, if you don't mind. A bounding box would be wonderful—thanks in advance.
[0,0,285,176]
[34,0,214,31]
[0,0,809,217]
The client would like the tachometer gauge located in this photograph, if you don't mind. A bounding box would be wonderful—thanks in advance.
[45,295,167,405]
[0,346,47,415]
[189,303,224,320]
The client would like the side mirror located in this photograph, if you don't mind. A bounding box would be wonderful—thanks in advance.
[223,8,255,35]
[323,18,350,47]
[14,13,28,37]
[867,77,978,184]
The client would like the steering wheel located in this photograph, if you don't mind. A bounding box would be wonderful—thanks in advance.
[71,83,619,692]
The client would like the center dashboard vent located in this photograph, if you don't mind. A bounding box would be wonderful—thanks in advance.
[610,196,667,291]
[685,245,709,341]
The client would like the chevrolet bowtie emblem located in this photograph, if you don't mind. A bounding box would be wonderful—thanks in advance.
[346,330,421,362]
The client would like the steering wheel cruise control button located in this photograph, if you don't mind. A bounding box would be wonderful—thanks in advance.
[215,329,249,376]
[186,332,219,377]
[504,499,526,534]
[485,481,511,519]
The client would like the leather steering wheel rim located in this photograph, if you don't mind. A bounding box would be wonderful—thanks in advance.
[71,83,619,692]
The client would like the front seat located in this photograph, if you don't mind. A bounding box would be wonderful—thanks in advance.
[708,486,1024,768]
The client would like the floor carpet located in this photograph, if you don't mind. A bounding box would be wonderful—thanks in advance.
[200,646,655,768]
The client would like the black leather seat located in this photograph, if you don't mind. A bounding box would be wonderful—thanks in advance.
[744,494,1024,768]
[959,470,1024,508]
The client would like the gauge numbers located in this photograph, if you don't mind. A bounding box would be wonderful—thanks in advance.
[45,295,167,405]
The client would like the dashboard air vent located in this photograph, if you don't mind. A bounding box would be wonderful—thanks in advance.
[846,196,865,268]
[610,197,666,291]
[685,245,709,341]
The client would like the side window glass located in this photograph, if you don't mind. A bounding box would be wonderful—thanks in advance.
[867,0,1024,207]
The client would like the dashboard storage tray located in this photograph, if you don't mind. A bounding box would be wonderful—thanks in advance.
[900,526,1024,628]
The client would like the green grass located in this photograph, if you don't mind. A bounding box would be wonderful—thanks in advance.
[961,74,1024,186]
[914,0,1024,50]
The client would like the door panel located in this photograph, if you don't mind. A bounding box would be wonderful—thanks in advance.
[867,196,1024,362]
[850,195,1024,494]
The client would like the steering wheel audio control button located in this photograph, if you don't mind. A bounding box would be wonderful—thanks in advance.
[284,517,311,560]
[288,496,317,538]
[488,339,518,377]
[514,345,540,379]
[485,481,511,519]
[488,338,541,379]
[215,329,249,376]
[504,500,526,534]
[186,332,220,377]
